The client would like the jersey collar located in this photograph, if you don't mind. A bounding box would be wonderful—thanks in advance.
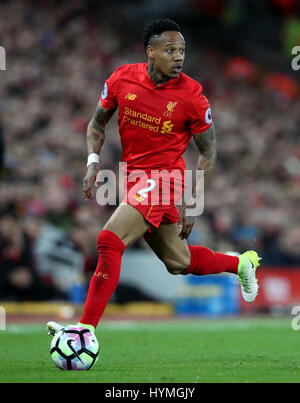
[144,63,182,88]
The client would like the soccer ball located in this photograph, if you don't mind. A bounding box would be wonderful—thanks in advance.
[50,326,99,370]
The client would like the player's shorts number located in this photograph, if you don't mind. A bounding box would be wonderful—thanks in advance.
[137,179,156,198]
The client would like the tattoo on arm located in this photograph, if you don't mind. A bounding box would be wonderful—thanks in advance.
[193,123,217,185]
[87,102,116,155]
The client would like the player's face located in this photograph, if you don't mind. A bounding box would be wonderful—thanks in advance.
[147,31,185,79]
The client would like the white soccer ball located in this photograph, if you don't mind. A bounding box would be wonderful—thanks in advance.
[50,326,99,370]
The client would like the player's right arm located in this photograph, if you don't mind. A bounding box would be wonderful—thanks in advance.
[82,103,116,200]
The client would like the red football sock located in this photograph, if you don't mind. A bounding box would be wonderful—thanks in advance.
[183,246,239,275]
[80,230,126,329]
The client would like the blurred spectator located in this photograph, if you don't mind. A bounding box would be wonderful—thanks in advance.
[263,72,299,101]
[23,215,85,296]
[0,214,67,300]
[271,0,298,16]
[224,57,258,84]
[264,226,300,265]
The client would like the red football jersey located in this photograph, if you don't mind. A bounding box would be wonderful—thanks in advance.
[100,63,212,174]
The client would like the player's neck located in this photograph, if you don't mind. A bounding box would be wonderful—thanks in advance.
[147,63,171,86]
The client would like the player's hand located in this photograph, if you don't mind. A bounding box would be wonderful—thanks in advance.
[178,205,195,240]
[82,163,101,200]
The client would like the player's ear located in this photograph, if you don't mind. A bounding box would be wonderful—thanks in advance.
[146,45,154,60]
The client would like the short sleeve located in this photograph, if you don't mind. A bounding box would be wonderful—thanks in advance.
[100,66,123,110]
[188,88,213,135]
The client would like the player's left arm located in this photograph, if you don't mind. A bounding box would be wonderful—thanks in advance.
[193,122,217,185]
[186,123,217,207]
[178,123,216,240]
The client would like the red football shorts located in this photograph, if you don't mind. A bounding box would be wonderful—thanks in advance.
[121,170,184,228]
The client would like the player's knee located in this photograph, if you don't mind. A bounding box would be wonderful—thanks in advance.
[163,258,187,275]
[96,230,109,251]
[96,230,126,254]
[160,250,191,275]
[166,266,185,275]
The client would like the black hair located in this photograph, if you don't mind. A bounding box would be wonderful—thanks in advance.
[142,18,182,51]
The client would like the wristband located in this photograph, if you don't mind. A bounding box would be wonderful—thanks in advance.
[87,153,100,167]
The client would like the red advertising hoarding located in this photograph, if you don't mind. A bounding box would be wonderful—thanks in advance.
[241,267,300,311]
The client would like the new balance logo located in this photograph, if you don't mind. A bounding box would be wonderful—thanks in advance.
[161,120,173,134]
[125,93,137,100]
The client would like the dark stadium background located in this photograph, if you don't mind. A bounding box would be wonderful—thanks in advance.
[0,0,299,320]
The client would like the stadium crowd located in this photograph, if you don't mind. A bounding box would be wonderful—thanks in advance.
[0,0,299,300]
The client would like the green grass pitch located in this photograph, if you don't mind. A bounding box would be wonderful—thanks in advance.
[0,317,299,383]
